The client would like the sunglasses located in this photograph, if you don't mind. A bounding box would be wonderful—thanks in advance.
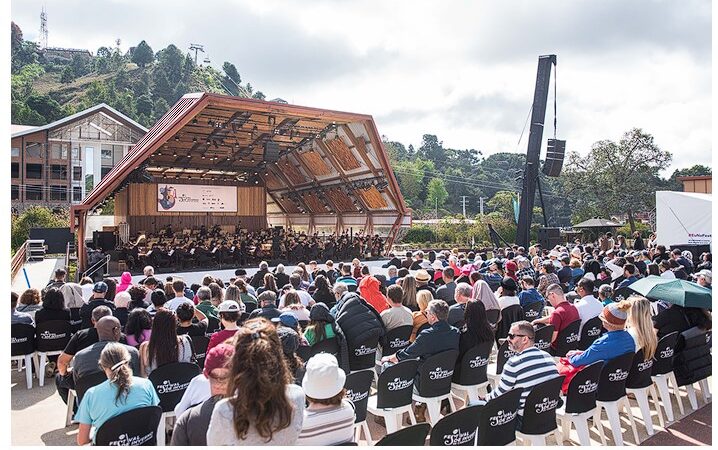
[507,333,528,339]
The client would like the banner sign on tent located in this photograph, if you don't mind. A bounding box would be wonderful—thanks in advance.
[655,191,712,246]
[157,184,237,212]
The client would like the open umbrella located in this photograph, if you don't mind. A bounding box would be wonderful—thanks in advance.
[628,275,712,310]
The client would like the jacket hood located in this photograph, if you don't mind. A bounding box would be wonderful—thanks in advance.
[120,272,133,284]
[309,302,334,322]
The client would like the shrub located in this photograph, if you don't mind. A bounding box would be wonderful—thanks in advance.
[11,206,68,252]
[402,226,436,243]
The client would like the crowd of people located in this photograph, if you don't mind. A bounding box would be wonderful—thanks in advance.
[116,225,386,272]
[10,229,712,445]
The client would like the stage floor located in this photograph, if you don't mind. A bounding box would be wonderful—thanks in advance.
[130,259,392,286]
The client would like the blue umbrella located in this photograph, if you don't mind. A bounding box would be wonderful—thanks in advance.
[628,275,712,310]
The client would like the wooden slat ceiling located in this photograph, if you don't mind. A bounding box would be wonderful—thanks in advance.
[81,93,407,217]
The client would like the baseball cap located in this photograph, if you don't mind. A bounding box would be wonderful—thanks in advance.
[203,343,235,378]
[218,300,240,313]
[93,282,108,293]
[271,312,299,328]
[694,269,712,284]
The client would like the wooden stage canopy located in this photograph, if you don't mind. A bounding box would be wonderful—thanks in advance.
[70,92,412,271]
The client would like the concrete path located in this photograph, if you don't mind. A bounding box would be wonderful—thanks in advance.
[640,404,712,446]
[12,258,63,292]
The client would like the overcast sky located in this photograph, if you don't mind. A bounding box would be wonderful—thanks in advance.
[11,0,712,174]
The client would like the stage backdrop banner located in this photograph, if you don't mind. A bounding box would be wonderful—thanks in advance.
[157,184,238,212]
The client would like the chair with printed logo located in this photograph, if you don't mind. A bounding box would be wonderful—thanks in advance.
[578,316,604,351]
[310,336,340,359]
[625,349,662,441]
[555,360,604,445]
[35,320,73,387]
[522,301,544,322]
[533,324,555,353]
[344,369,374,444]
[95,405,163,446]
[367,359,420,434]
[486,339,515,389]
[348,335,380,372]
[485,308,500,326]
[11,323,38,390]
[650,331,681,423]
[494,305,524,348]
[412,349,460,425]
[374,423,430,446]
[515,376,564,445]
[451,341,493,404]
[190,335,210,369]
[593,352,638,446]
[148,362,200,446]
[475,387,523,446]
[429,404,481,446]
[674,328,712,411]
[382,325,413,356]
[550,320,581,358]
[296,345,312,363]
[205,317,221,336]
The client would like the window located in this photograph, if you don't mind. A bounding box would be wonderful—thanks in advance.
[26,143,43,159]
[71,146,81,160]
[25,185,43,201]
[101,167,113,179]
[11,185,19,200]
[50,143,68,160]
[50,165,68,180]
[73,166,83,181]
[49,186,67,201]
[101,147,113,161]
[73,186,83,202]
[11,163,19,178]
[11,147,19,158]
[26,164,43,179]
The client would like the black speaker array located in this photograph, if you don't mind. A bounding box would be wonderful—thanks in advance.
[542,139,566,177]
[264,141,281,162]
[93,231,117,251]
[537,227,562,249]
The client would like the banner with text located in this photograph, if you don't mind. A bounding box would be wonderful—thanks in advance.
[157,184,237,212]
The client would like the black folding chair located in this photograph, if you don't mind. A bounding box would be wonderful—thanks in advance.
[429,404,482,446]
[613,287,634,302]
[66,371,107,427]
[451,341,493,403]
[11,323,37,390]
[296,345,312,362]
[625,349,661,440]
[485,308,500,325]
[551,320,581,357]
[190,335,210,369]
[347,335,379,372]
[556,360,603,446]
[594,352,637,446]
[344,369,374,443]
[35,320,73,387]
[367,359,420,434]
[310,336,340,359]
[148,362,201,445]
[383,325,413,355]
[651,331,682,422]
[205,317,221,336]
[578,316,604,350]
[487,339,515,388]
[516,376,564,445]
[494,304,524,347]
[95,405,163,446]
[374,423,430,446]
[69,307,83,334]
[475,388,523,445]
[522,301,544,321]
[534,324,555,352]
[412,349,460,425]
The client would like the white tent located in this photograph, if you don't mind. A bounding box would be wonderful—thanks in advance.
[655,191,712,247]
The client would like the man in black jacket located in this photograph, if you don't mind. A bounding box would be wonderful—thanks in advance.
[79,282,115,329]
[249,261,270,289]
[335,291,385,355]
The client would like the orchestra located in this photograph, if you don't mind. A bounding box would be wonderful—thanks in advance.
[117,225,385,272]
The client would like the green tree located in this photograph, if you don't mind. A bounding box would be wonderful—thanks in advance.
[563,128,672,232]
[426,177,449,213]
[222,61,241,84]
[25,93,64,122]
[252,91,266,100]
[486,190,518,221]
[131,40,154,67]
[135,93,153,117]
[152,69,173,102]
[60,65,75,83]
[156,44,184,84]
[11,206,68,251]
[152,98,170,122]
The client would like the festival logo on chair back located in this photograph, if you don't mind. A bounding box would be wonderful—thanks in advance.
[469,355,489,369]
[429,366,453,380]
[608,368,629,382]
[387,377,413,391]
[443,428,476,445]
[110,432,154,446]
[354,345,375,357]
[577,379,598,394]
[489,409,517,427]
[346,388,368,402]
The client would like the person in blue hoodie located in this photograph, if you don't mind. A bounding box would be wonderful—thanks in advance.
[566,301,635,367]
[518,276,545,308]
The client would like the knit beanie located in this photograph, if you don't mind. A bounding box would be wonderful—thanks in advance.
[600,302,628,327]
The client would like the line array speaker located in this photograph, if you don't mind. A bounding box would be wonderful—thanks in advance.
[542,139,566,177]
[264,141,281,162]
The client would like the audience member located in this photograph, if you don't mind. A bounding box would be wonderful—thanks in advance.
[566,301,635,367]
[495,277,520,310]
[208,300,242,352]
[79,282,115,329]
[249,291,281,321]
[176,302,209,337]
[139,309,193,377]
[531,284,580,351]
[359,275,390,314]
[573,278,602,334]
[125,308,152,347]
[34,288,71,324]
[112,291,131,330]
[381,285,413,331]
[448,282,472,328]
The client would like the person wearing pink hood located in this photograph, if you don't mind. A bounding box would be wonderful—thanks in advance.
[358,275,390,314]
[116,272,133,293]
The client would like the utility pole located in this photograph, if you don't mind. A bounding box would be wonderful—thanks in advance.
[479,197,488,216]
[461,196,468,218]
[435,198,439,220]
[39,6,48,50]
[189,43,204,65]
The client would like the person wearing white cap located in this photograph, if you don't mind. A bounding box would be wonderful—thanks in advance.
[694,269,712,289]
[207,300,241,352]
[297,353,355,445]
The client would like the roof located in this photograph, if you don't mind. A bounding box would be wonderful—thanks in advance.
[11,103,148,139]
[72,92,408,222]
[10,124,37,135]
[676,175,712,181]
[572,218,622,228]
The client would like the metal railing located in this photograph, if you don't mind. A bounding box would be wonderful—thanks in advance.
[79,254,110,281]
[11,241,29,281]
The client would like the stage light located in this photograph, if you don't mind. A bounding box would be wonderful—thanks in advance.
[201,155,205,159]
[174,135,180,142]
[192,137,198,143]
[192,118,198,124]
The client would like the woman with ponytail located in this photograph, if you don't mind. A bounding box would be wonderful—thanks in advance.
[626,296,657,360]
[75,343,159,445]
[207,318,305,445]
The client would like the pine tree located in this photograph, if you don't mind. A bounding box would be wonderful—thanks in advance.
[131,40,154,67]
